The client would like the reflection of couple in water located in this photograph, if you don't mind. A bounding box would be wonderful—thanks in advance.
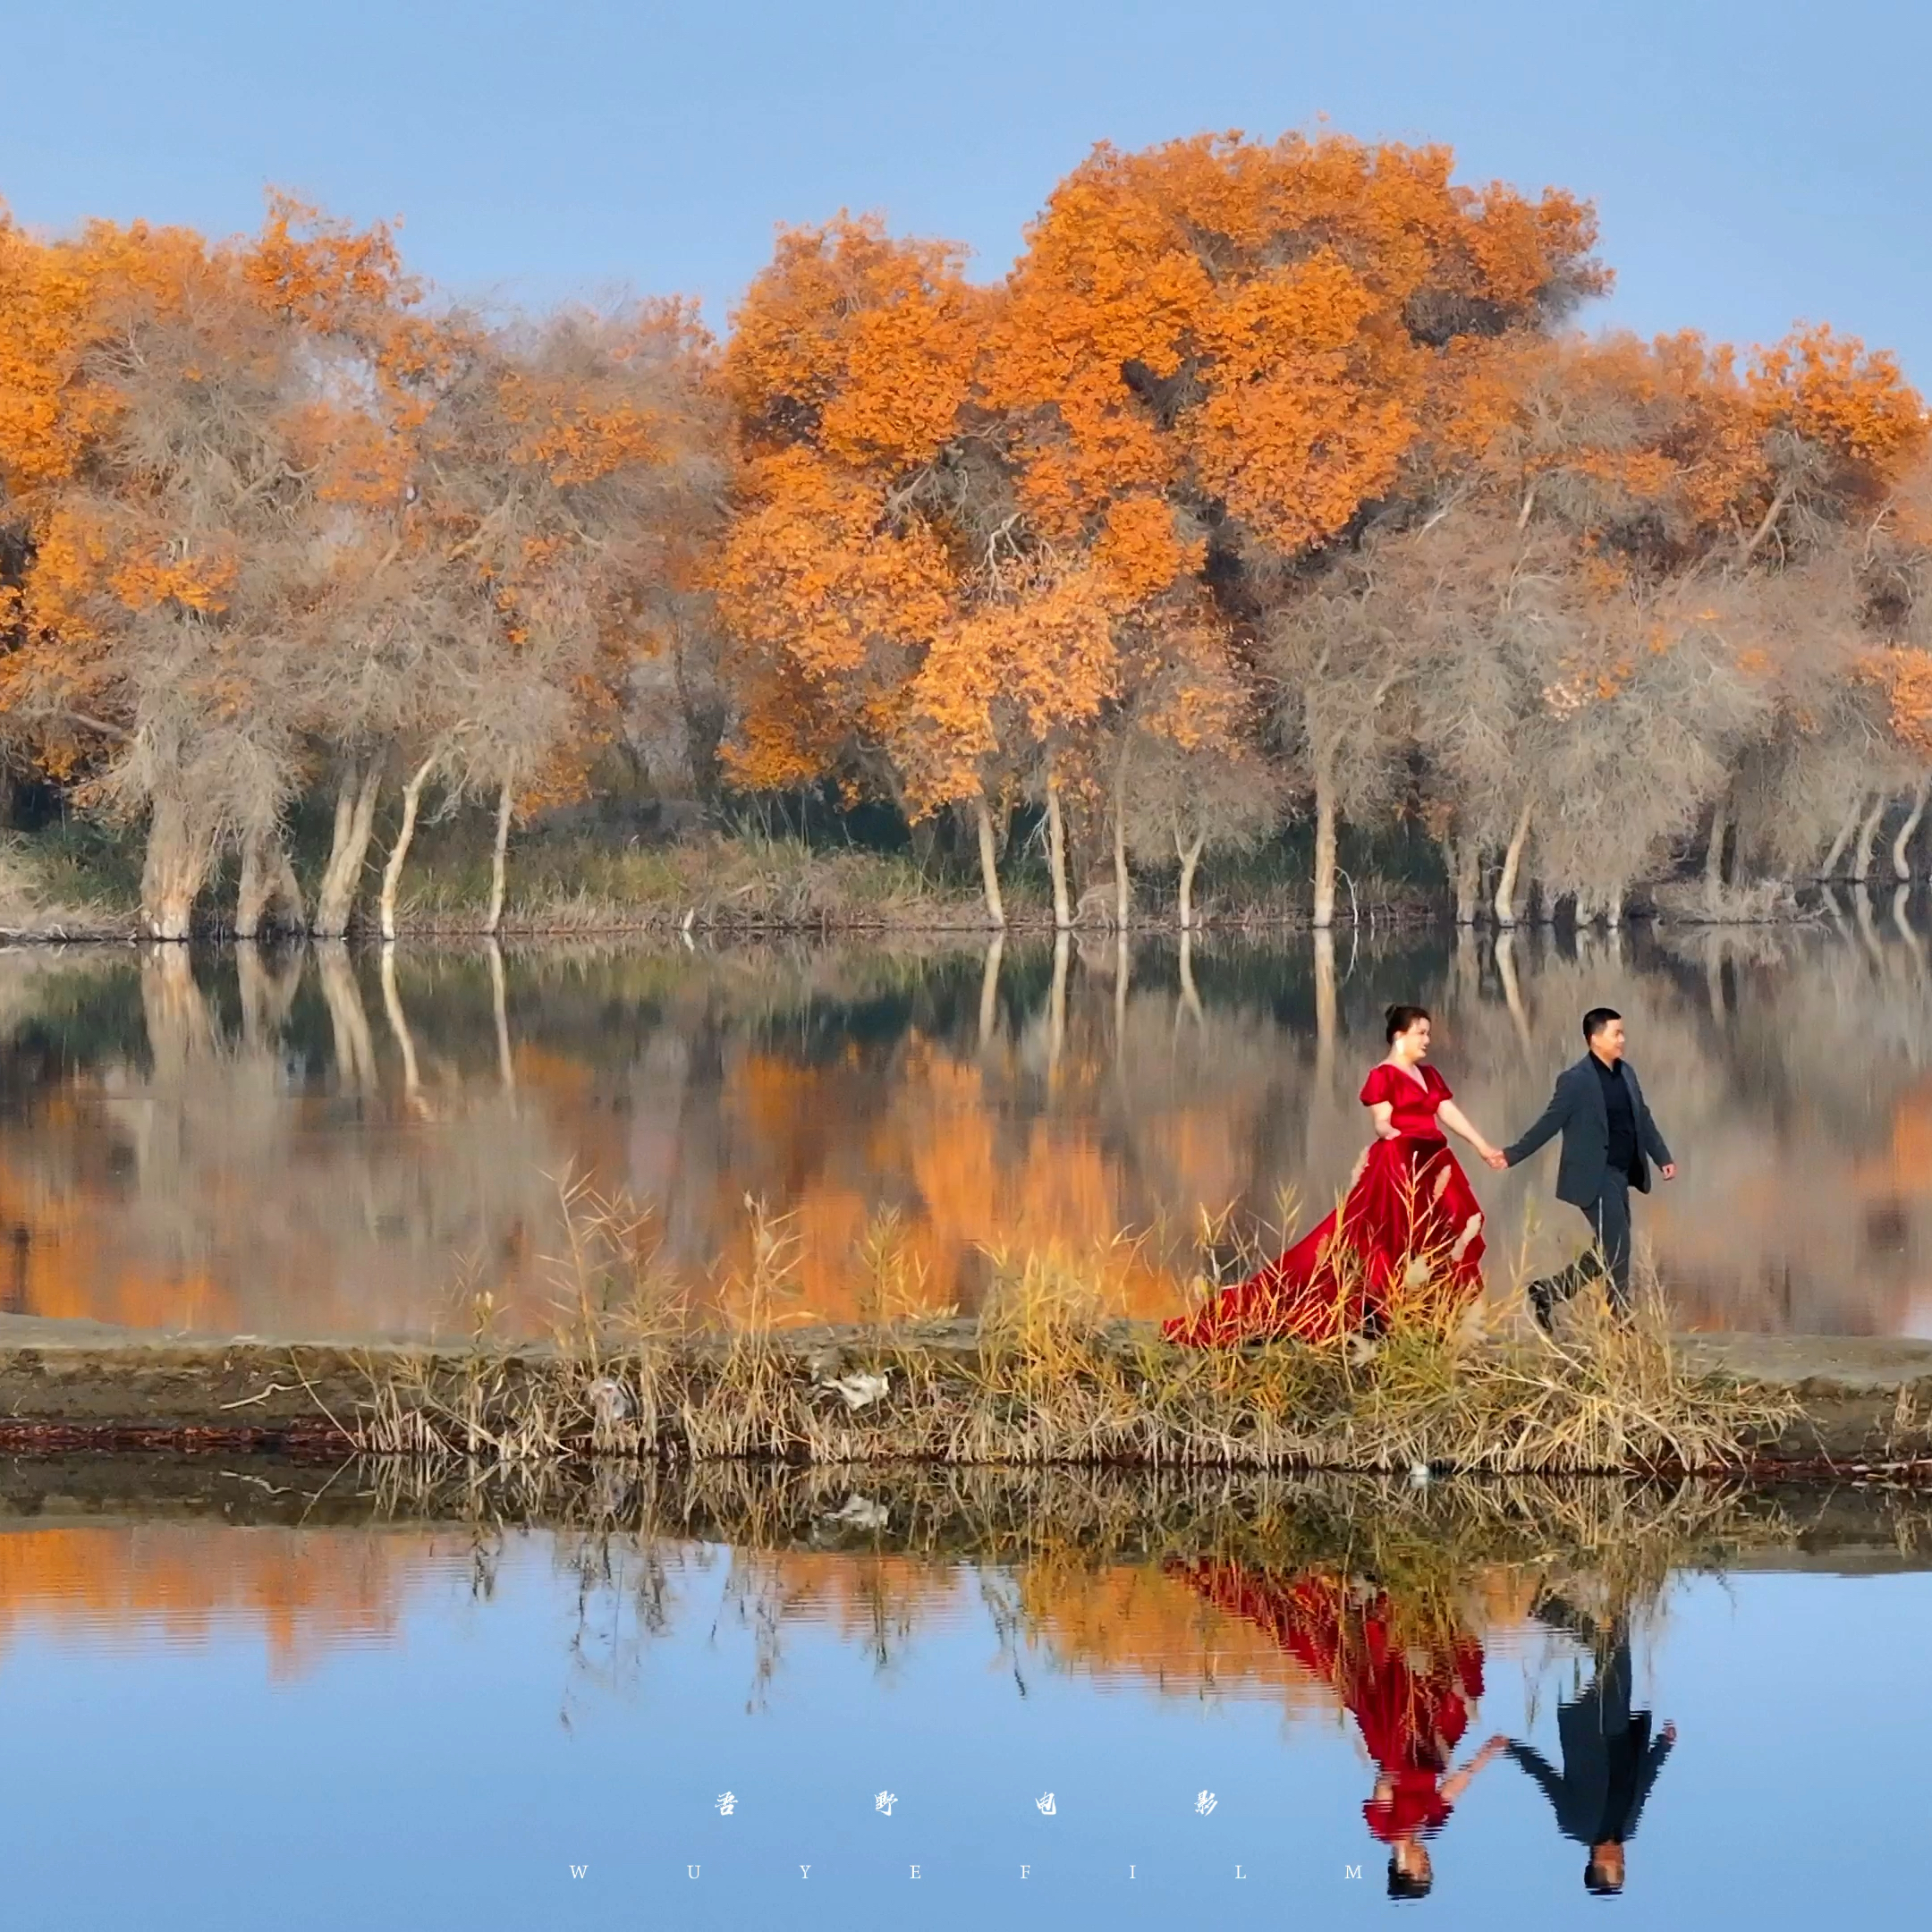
[1173,1561,1675,1899]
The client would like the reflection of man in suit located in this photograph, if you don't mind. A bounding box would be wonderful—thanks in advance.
[1487,1008,1675,1328]
[1505,1597,1676,1896]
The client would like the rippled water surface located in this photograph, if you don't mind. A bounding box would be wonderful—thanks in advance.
[3,910,1930,1337]
[0,1470,1923,1929]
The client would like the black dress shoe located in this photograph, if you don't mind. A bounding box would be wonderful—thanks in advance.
[1527,1277,1557,1335]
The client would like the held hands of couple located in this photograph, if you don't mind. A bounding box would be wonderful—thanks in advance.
[1481,1148,1509,1172]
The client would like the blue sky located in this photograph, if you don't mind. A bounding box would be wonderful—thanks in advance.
[5,0,1928,377]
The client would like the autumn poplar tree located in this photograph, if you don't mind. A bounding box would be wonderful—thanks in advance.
[986,131,1607,926]
[714,217,1028,919]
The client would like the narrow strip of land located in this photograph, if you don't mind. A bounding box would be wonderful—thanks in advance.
[0,1316,1928,1474]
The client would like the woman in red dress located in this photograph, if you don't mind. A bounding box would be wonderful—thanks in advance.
[1169,1559,1508,1899]
[1165,1004,1502,1347]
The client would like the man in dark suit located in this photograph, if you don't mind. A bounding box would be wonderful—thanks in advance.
[1485,1008,1675,1329]
[1504,1597,1676,1897]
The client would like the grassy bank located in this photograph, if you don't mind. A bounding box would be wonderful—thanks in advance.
[341,1189,1792,1479]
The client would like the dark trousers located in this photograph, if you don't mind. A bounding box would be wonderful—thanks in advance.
[1546,1174,1634,1309]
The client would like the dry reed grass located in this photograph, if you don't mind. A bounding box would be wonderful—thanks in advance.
[345,1179,1796,1479]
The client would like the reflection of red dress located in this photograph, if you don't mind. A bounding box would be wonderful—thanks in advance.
[1172,1562,1485,1843]
[1164,1062,1487,1346]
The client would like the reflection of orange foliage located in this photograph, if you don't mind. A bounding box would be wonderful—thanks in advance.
[0,1121,237,1331]
[1848,1084,1932,1198]
[713,1042,1193,1319]
[0,1527,455,1680]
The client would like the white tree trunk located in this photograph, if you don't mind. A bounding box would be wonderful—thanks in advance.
[234,828,305,940]
[140,796,216,942]
[1818,795,1862,879]
[1893,775,1930,881]
[314,758,384,938]
[1447,836,1482,927]
[235,832,271,943]
[1310,751,1337,930]
[485,776,514,936]
[1175,830,1204,931]
[1852,793,1888,883]
[1046,782,1072,932]
[972,794,1005,928]
[378,753,438,943]
[1111,757,1131,931]
[1494,798,1533,928]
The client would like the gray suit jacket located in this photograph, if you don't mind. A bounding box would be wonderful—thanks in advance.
[1504,1055,1673,1208]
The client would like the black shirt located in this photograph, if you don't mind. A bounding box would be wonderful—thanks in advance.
[1593,1054,1640,1180]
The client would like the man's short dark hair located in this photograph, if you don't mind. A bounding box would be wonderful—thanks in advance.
[1388,1855,1433,1900]
[1582,1007,1623,1043]
[1584,1855,1623,1895]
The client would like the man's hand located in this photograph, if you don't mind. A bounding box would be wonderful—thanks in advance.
[1660,1163,1677,1182]
[1484,1149,1509,1172]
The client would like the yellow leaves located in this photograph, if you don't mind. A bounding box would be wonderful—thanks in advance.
[1750,325,1928,486]
[1093,496,1201,604]
[489,335,694,492]
[0,213,211,492]
[1878,648,1932,758]
[1191,378,1414,552]
[1198,255,1379,384]
[107,543,237,616]
[725,216,979,471]
[241,191,417,337]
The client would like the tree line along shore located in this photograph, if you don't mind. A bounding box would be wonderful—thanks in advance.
[4,129,1932,943]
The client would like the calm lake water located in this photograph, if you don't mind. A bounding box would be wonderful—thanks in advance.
[0,1467,1923,1929]
[4,905,1930,1337]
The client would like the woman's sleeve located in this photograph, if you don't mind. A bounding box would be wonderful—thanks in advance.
[1430,1066,1454,1105]
[1360,1065,1393,1106]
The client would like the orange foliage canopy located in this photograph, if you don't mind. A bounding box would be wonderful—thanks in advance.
[713,217,989,809]
[987,131,1606,560]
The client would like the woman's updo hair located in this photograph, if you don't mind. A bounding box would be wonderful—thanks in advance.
[1385,1003,1431,1044]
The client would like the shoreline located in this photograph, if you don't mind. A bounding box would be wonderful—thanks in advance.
[0,903,1874,945]
[3,1319,1929,1479]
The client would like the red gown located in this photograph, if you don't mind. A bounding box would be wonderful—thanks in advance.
[1165,1062,1487,1346]
[1171,1561,1485,1843]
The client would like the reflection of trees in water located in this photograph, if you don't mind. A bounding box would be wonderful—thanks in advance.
[0,945,562,1334]
[0,1522,464,1680]
[525,1469,1785,1735]
[0,922,1927,1335]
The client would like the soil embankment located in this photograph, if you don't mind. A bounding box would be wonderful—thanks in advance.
[0,1317,1929,1476]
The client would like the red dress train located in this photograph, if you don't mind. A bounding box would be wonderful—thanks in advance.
[1164,1062,1486,1346]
